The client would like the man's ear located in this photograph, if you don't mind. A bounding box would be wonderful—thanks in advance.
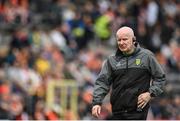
[133,36,138,46]
[133,36,136,42]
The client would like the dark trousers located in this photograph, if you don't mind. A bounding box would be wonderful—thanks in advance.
[110,109,148,120]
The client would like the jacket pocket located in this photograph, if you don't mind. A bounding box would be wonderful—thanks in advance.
[111,88,139,112]
[125,88,139,109]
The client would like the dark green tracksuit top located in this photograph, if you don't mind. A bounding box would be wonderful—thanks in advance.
[92,46,166,114]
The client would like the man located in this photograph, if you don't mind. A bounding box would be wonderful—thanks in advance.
[92,26,166,120]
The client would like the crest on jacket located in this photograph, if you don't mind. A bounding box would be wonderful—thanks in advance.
[135,59,141,65]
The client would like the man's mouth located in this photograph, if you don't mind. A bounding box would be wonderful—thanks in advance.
[120,45,126,49]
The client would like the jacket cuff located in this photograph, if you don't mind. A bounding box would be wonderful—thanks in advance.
[92,102,102,106]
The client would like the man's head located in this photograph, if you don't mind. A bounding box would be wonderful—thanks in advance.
[116,26,136,54]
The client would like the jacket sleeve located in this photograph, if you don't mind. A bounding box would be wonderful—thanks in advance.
[148,53,166,97]
[92,58,112,106]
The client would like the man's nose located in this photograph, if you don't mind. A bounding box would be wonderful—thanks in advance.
[118,40,123,45]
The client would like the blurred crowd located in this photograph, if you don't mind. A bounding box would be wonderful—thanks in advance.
[0,0,180,120]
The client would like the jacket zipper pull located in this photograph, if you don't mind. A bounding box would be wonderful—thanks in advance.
[126,57,128,72]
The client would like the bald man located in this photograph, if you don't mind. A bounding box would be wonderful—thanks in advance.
[92,26,166,120]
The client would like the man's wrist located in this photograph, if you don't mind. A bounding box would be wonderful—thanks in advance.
[149,92,155,97]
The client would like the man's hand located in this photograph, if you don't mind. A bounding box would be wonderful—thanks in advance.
[137,92,151,109]
[92,105,101,118]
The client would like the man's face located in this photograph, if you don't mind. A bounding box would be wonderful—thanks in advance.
[116,33,134,53]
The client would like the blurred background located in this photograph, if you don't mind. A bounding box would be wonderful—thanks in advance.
[0,0,180,120]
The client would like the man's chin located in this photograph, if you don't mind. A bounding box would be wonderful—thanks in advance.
[119,49,127,52]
